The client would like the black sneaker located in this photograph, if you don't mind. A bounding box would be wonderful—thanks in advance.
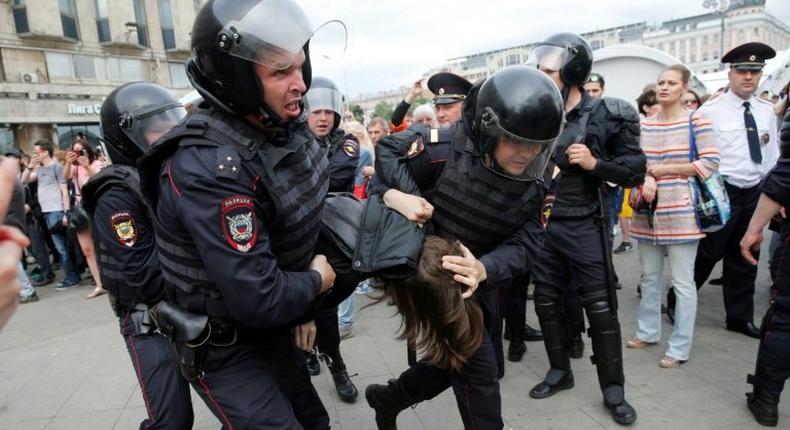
[613,242,633,254]
[19,293,39,304]
[32,277,55,287]
[55,280,79,291]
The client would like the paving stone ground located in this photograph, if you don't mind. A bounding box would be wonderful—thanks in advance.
[0,236,787,429]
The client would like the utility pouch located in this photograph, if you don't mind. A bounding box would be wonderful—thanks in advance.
[130,303,154,336]
[149,301,211,381]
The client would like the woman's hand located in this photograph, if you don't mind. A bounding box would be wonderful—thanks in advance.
[647,164,670,178]
[361,166,375,179]
[442,242,487,299]
[642,176,657,203]
[66,151,77,164]
[77,155,90,167]
[383,189,434,225]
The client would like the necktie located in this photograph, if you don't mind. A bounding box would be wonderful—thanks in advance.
[743,101,762,163]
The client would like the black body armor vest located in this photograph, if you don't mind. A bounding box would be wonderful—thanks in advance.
[551,96,602,218]
[81,165,151,309]
[428,124,543,255]
[140,107,328,318]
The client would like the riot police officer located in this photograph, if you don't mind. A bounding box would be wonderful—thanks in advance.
[81,82,194,429]
[526,33,645,425]
[138,0,336,428]
[303,75,360,402]
[306,76,359,192]
[740,110,790,427]
[366,65,564,430]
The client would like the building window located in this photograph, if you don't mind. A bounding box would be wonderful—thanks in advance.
[506,54,519,65]
[59,0,79,40]
[753,28,759,37]
[690,53,696,63]
[703,35,708,45]
[132,0,149,47]
[95,0,110,42]
[45,52,74,79]
[590,40,604,50]
[169,63,189,88]
[11,0,29,34]
[74,55,97,80]
[107,57,143,81]
[713,34,719,43]
[159,0,175,49]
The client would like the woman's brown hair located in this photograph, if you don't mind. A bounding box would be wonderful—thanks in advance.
[372,236,483,371]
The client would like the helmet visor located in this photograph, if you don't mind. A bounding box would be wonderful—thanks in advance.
[305,87,343,115]
[479,106,563,181]
[526,44,573,73]
[121,104,187,148]
[222,0,314,70]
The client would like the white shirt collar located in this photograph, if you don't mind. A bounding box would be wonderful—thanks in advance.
[723,89,754,108]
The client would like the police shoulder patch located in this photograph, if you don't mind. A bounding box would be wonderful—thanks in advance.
[342,139,358,157]
[221,195,257,253]
[406,137,425,158]
[111,211,138,247]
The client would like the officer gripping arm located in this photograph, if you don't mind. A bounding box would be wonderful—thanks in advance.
[162,146,333,330]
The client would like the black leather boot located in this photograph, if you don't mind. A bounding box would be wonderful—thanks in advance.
[365,378,415,430]
[568,318,585,359]
[326,355,358,403]
[524,323,544,341]
[530,296,574,399]
[508,339,526,362]
[747,388,779,427]
[305,350,321,376]
[569,336,585,359]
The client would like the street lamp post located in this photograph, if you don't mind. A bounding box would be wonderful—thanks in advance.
[703,0,745,71]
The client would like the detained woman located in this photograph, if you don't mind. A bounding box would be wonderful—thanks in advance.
[627,65,719,368]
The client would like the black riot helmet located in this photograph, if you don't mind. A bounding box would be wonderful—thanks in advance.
[305,76,343,130]
[527,33,593,88]
[476,66,565,181]
[187,0,315,119]
[100,82,186,166]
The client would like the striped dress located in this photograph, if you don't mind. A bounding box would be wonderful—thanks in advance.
[630,110,719,245]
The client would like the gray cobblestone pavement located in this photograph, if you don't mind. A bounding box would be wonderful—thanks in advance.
[1,238,788,429]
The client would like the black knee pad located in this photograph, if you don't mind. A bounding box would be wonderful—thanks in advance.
[535,294,571,371]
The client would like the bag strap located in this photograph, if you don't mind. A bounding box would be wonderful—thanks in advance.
[688,110,699,162]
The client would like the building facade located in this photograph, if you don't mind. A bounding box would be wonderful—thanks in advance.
[399,0,789,100]
[0,0,204,154]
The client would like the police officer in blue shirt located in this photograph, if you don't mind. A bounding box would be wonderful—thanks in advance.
[303,76,360,402]
[138,0,337,428]
[81,82,194,429]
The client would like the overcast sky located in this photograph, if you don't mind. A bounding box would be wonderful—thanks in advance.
[295,0,790,99]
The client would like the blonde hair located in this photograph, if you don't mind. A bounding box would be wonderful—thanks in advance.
[343,121,374,161]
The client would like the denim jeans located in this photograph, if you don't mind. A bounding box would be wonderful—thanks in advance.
[636,240,699,361]
[17,261,35,298]
[337,295,355,329]
[43,211,79,283]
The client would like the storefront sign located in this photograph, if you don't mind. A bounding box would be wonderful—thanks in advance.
[67,103,102,115]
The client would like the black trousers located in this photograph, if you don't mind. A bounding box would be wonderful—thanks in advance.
[533,217,612,305]
[192,332,329,430]
[399,331,503,429]
[315,305,341,360]
[669,184,761,324]
[504,274,529,341]
[27,218,54,280]
[753,233,790,397]
[120,313,194,430]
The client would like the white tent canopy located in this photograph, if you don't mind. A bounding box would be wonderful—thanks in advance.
[591,44,708,108]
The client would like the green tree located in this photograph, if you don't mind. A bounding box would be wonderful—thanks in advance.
[350,104,365,122]
[372,100,394,121]
[410,96,431,110]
